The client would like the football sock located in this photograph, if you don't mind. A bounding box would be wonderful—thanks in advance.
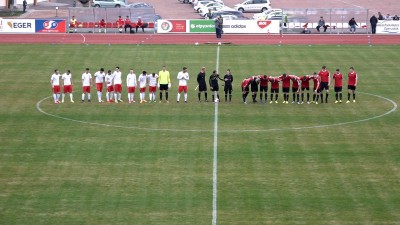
[270,94,273,101]
[292,93,295,101]
[313,94,316,101]
[184,93,187,101]
[252,94,256,101]
[62,94,65,102]
[217,94,220,101]
[229,94,232,102]
[325,94,329,102]
[88,93,91,100]
[353,93,356,100]
[106,92,109,101]
[212,95,215,101]
[265,93,267,101]
[348,93,350,100]
[198,93,201,101]
[166,92,169,101]
[275,94,278,101]
[225,94,228,101]
[320,94,323,103]
[177,93,180,101]
[53,94,57,102]
[260,93,263,101]
[297,94,300,102]
[70,93,73,101]
[114,93,118,101]
[160,92,163,100]
[339,93,342,100]
[82,93,85,101]
[204,92,208,100]
[98,91,101,101]
[301,93,304,101]
[335,93,338,100]
[307,93,310,101]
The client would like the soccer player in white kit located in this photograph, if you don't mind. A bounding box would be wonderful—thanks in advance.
[126,69,137,103]
[147,73,158,102]
[61,70,74,103]
[94,68,106,103]
[113,66,123,103]
[138,71,148,103]
[105,70,115,103]
[177,67,189,103]
[50,69,61,104]
[81,68,92,102]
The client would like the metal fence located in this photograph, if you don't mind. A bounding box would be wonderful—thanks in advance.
[282,8,370,34]
[67,7,157,33]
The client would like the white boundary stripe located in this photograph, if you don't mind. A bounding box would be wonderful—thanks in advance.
[81,34,86,44]
[36,91,397,133]
[212,46,220,225]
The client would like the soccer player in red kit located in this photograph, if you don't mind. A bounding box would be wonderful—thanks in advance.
[300,75,312,104]
[124,16,132,33]
[318,65,331,103]
[117,16,124,33]
[347,66,358,103]
[50,69,61,103]
[259,75,270,103]
[269,76,280,104]
[278,73,291,104]
[290,75,301,104]
[311,72,320,104]
[333,69,343,103]
[241,77,252,104]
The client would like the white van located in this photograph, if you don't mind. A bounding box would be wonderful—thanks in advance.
[234,0,271,13]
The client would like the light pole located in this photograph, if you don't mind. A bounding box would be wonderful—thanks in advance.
[55,6,58,17]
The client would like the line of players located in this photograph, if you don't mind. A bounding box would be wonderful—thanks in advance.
[241,66,358,104]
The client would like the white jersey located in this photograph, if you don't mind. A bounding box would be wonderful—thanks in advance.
[51,73,61,86]
[126,73,137,87]
[105,74,113,87]
[147,74,159,87]
[82,72,92,86]
[113,71,122,85]
[62,73,72,85]
[94,71,106,84]
[138,74,147,88]
[177,71,189,86]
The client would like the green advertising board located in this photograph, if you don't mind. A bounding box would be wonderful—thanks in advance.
[189,20,215,33]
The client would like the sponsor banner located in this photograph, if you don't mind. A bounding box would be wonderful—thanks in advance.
[1,19,35,33]
[189,20,215,33]
[0,18,3,32]
[35,19,66,33]
[376,20,400,34]
[222,20,280,34]
[157,19,187,33]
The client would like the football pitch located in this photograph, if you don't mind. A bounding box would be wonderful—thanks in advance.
[0,43,399,225]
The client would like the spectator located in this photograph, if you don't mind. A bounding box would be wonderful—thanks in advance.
[70,15,77,33]
[124,16,132,33]
[393,15,399,20]
[215,16,223,39]
[117,16,124,33]
[316,16,328,32]
[23,0,27,12]
[385,13,392,20]
[99,19,106,33]
[370,14,378,34]
[378,12,384,20]
[205,8,213,20]
[135,17,145,32]
[348,18,358,33]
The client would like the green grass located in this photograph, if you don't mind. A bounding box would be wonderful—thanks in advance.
[0,44,399,225]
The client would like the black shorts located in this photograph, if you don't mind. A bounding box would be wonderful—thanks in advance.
[271,88,279,93]
[211,85,219,92]
[224,85,232,92]
[159,84,168,91]
[292,87,299,92]
[242,86,249,93]
[251,83,258,92]
[260,86,268,92]
[301,87,310,91]
[282,87,290,93]
[198,83,207,91]
[319,82,329,91]
[348,85,356,91]
[334,86,342,92]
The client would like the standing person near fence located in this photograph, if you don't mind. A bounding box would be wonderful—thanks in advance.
[316,16,328,32]
[370,14,378,34]
[348,18,358,33]
[23,0,27,12]
[215,16,223,39]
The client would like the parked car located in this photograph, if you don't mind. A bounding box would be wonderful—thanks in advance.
[92,0,126,8]
[252,8,282,19]
[209,10,247,19]
[194,1,223,12]
[126,2,153,9]
[199,5,234,17]
[234,0,271,13]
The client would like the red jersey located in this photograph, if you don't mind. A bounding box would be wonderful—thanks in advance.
[333,72,343,87]
[137,18,143,27]
[117,18,124,27]
[348,71,358,86]
[318,69,330,83]
[100,20,106,27]
[259,75,270,87]
[300,75,311,88]
[270,77,280,89]
[241,77,252,88]
[125,18,131,25]
[290,75,300,88]
[279,75,291,88]
[312,76,320,90]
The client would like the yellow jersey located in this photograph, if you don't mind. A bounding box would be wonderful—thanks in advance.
[158,70,170,84]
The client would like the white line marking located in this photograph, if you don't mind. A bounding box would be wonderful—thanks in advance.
[80,34,86,44]
[36,92,397,133]
[212,46,220,225]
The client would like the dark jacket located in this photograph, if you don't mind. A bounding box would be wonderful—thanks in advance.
[370,16,378,25]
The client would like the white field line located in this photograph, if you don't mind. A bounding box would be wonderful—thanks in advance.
[212,46,220,225]
[36,91,397,133]
[80,33,86,44]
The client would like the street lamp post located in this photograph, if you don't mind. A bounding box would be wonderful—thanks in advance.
[55,7,58,17]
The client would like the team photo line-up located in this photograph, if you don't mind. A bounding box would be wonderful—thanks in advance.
[49,65,358,105]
